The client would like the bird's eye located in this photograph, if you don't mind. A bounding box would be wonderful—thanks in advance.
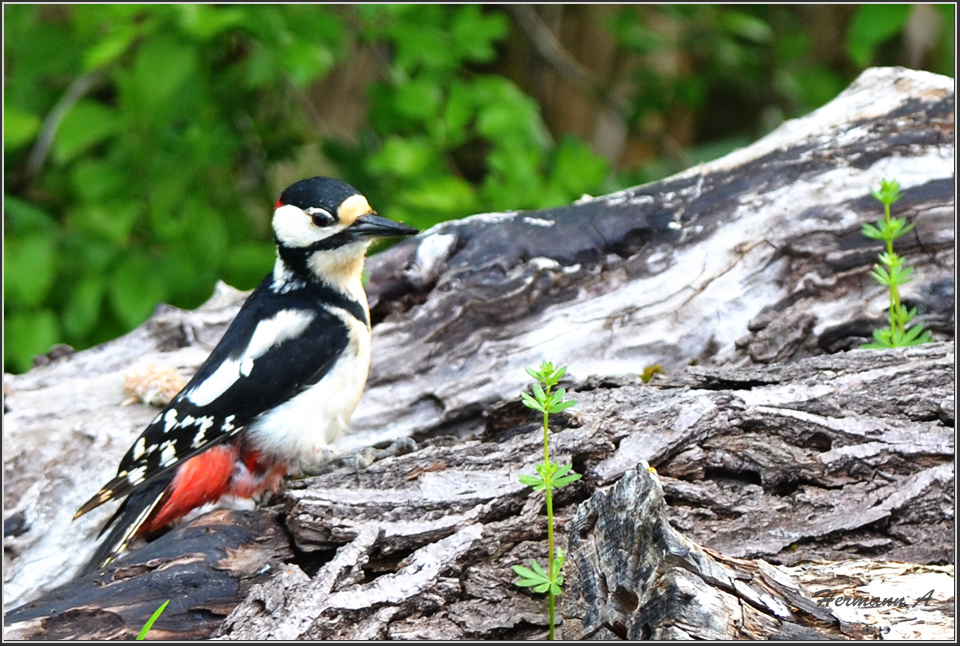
[308,208,335,228]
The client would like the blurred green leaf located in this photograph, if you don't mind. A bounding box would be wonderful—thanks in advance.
[4,195,57,233]
[70,158,128,202]
[176,5,245,40]
[610,7,664,54]
[62,276,105,339]
[282,40,335,87]
[398,176,478,224]
[70,201,141,246]
[393,79,443,122]
[53,100,121,164]
[221,242,275,290]
[4,235,58,307]
[547,137,609,202]
[83,24,139,70]
[122,36,198,120]
[4,106,42,150]
[4,309,60,373]
[790,67,846,108]
[722,11,773,44]
[109,255,166,329]
[847,5,912,66]
[451,5,508,62]
[369,137,435,177]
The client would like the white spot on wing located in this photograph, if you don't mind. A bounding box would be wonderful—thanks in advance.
[133,437,146,460]
[186,310,316,406]
[186,359,242,407]
[127,465,148,486]
[191,416,215,448]
[160,441,177,466]
[164,409,178,433]
[240,357,254,377]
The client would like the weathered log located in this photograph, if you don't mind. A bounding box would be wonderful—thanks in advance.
[3,510,291,640]
[5,342,953,638]
[3,66,954,639]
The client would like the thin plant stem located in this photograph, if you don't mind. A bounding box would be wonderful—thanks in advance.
[542,388,556,640]
[881,199,902,335]
[513,361,581,640]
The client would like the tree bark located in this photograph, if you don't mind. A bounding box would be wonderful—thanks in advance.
[4,67,954,639]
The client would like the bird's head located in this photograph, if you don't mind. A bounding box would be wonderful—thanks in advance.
[271,177,418,289]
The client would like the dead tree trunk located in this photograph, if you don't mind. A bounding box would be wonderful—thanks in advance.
[4,67,954,640]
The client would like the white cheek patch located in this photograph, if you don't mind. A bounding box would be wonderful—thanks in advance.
[186,309,316,406]
[273,204,347,248]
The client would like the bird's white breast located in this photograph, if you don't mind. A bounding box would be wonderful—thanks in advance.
[246,304,371,465]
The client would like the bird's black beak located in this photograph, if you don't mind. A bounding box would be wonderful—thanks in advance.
[348,214,419,240]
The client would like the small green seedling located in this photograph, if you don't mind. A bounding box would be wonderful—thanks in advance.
[640,363,664,383]
[861,179,932,348]
[137,600,169,640]
[513,361,581,640]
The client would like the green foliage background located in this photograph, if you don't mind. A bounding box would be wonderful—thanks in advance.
[3,4,954,373]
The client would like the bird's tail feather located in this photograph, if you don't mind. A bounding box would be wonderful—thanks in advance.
[78,473,173,578]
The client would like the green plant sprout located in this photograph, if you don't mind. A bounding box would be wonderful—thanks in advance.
[861,179,932,348]
[137,599,169,641]
[513,361,581,640]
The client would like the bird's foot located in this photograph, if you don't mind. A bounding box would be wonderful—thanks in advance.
[353,437,419,472]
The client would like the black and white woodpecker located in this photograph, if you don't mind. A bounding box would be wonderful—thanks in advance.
[74,177,418,575]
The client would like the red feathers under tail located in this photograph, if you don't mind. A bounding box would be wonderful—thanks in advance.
[80,441,288,577]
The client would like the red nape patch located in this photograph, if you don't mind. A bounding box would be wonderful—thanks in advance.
[274,198,284,209]
[141,445,236,533]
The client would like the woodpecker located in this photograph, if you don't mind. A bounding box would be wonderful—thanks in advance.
[75,177,417,575]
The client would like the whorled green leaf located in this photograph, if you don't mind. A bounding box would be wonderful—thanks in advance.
[519,473,545,489]
[873,178,903,205]
[547,398,577,414]
[520,391,545,412]
[532,381,546,404]
[861,222,885,240]
[870,266,891,285]
[553,471,582,489]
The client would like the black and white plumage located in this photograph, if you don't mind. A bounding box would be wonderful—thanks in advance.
[75,177,417,575]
